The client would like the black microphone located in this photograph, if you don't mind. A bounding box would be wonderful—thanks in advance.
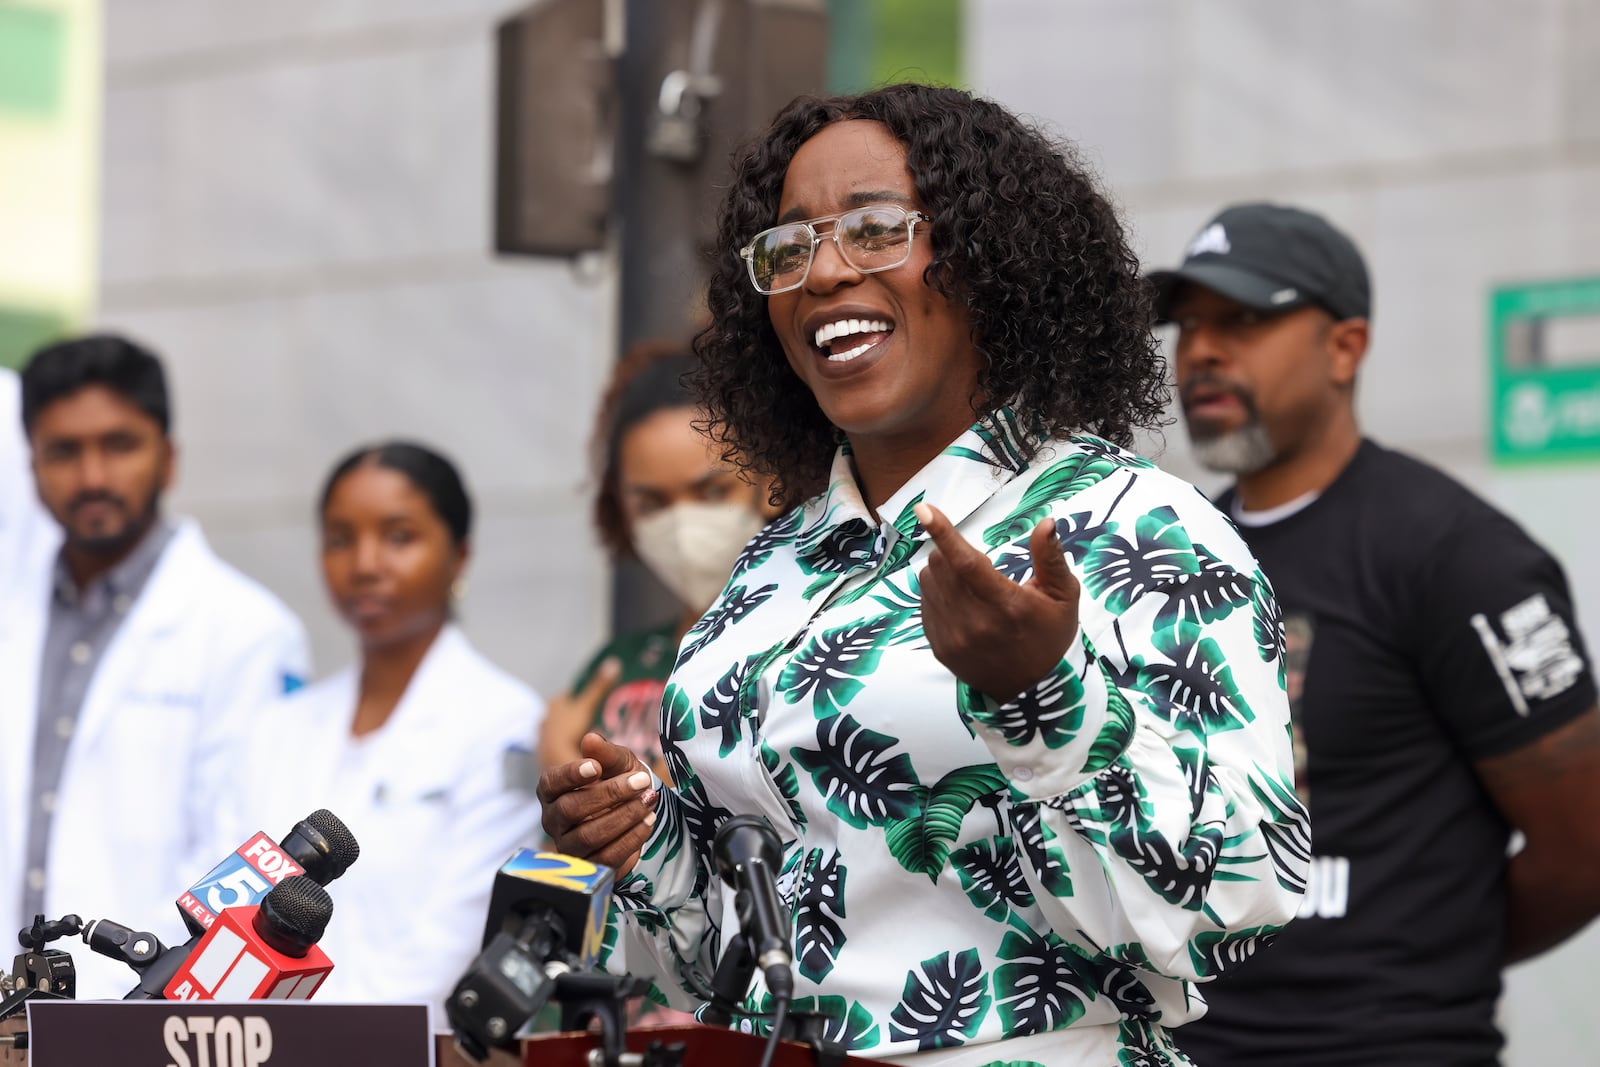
[446,850,616,1062]
[127,809,360,1000]
[700,932,755,1026]
[713,816,794,1002]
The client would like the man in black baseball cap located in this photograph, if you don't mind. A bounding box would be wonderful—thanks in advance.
[1149,201,1371,325]
[1159,206,1600,1067]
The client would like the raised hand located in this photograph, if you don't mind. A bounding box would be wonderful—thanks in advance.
[915,502,1081,705]
[537,732,659,877]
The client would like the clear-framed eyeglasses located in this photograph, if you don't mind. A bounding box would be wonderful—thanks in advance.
[739,203,933,295]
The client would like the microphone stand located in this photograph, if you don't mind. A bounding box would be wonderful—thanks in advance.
[554,971,686,1067]
[0,916,80,1026]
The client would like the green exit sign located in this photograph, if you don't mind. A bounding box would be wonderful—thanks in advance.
[1489,277,1600,464]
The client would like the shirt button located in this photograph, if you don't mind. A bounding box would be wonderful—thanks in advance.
[39,791,56,814]
[27,868,46,892]
[1014,766,1035,782]
[113,594,133,614]
[56,717,74,740]
[69,641,92,665]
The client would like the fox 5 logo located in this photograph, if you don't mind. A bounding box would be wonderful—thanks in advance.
[184,834,305,924]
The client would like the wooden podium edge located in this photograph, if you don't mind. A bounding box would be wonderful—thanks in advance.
[436,1024,879,1066]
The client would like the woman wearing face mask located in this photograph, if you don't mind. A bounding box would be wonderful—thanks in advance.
[540,342,776,783]
[216,441,544,1031]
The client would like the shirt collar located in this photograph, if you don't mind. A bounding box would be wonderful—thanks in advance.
[53,518,176,609]
[795,407,1040,567]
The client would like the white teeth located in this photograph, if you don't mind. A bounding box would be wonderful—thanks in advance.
[827,340,875,363]
[814,318,891,349]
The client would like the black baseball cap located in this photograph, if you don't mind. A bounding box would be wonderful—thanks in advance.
[1148,202,1371,324]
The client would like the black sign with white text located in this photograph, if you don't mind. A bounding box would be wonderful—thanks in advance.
[26,1001,430,1067]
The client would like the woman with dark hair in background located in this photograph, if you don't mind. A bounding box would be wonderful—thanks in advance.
[540,83,1309,1063]
[540,341,778,784]
[217,440,544,1030]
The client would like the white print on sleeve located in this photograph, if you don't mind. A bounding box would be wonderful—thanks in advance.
[1470,594,1586,715]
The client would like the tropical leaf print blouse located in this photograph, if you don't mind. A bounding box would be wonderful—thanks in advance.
[600,409,1310,1064]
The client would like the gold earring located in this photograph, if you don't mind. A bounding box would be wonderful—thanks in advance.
[452,578,468,603]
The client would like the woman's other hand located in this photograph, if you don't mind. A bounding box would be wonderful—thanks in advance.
[537,731,659,877]
[538,658,621,771]
[916,502,1081,705]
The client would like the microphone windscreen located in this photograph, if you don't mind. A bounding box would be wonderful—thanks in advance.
[481,850,615,967]
[256,876,333,956]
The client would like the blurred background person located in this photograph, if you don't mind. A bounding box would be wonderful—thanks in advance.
[1152,203,1600,1066]
[215,440,544,1031]
[0,333,309,999]
[539,341,777,782]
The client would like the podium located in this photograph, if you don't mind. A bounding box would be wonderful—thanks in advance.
[0,1015,24,1066]
[435,1025,881,1066]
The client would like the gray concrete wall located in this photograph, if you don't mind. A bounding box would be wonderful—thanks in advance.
[966,1,1600,1061]
[97,1,615,698]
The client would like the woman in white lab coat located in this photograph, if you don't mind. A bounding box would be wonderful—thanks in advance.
[222,441,544,1030]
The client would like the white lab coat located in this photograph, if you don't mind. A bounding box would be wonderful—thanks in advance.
[0,367,54,600]
[0,519,309,999]
[213,624,545,1032]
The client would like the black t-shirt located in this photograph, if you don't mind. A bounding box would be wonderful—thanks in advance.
[1175,440,1596,1067]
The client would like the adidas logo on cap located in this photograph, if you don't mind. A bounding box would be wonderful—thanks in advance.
[1186,223,1231,258]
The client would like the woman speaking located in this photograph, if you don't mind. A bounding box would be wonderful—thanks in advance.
[540,84,1309,1065]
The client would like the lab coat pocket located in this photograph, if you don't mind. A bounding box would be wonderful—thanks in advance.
[350,777,454,872]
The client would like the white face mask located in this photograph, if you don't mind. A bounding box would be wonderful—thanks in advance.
[631,500,768,612]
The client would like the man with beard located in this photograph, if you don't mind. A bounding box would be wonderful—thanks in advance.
[0,334,308,999]
[1150,202,1600,1065]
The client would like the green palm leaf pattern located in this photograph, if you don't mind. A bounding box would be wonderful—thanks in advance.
[1065,434,1153,468]
[991,512,1116,588]
[797,517,879,578]
[658,684,696,799]
[730,507,805,580]
[951,835,1035,922]
[675,582,778,669]
[791,714,920,829]
[1082,762,1229,910]
[881,494,926,572]
[888,948,992,1051]
[1137,636,1256,737]
[1187,924,1282,979]
[759,739,809,829]
[778,615,896,718]
[1009,804,1074,897]
[753,995,880,1048]
[700,658,754,756]
[983,455,1125,548]
[640,784,686,864]
[1152,544,1254,637]
[1079,506,1197,615]
[1081,677,1135,775]
[1250,569,1286,665]
[993,928,1093,1034]
[660,682,695,743]
[1250,774,1313,895]
[794,848,849,982]
[957,665,1087,750]
[886,765,1010,880]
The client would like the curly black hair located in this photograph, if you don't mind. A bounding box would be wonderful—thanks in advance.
[693,82,1168,508]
